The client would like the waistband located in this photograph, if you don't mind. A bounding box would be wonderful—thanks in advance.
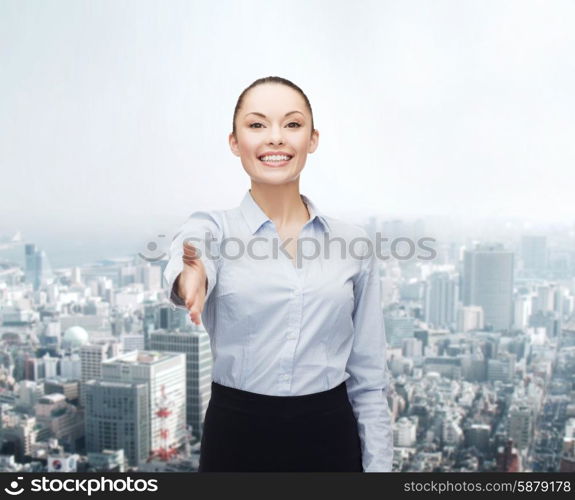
[209,380,350,418]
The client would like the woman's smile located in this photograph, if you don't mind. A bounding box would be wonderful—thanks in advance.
[258,154,293,167]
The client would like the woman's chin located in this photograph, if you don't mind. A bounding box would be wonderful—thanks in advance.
[249,174,301,186]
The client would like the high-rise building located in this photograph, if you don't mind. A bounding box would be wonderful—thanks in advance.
[507,403,533,450]
[393,417,417,447]
[424,272,459,329]
[463,244,514,331]
[101,351,187,459]
[25,243,53,291]
[84,380,149,466]
[465,424,491,452]
[534,284,556,314]
[71,266,82,285]
[513,295,532,330]
[25,244,37,289]
[521,235,547,272]
[80,343,113,407]
[149,327,212,440]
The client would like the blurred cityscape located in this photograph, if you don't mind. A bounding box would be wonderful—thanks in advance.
[0,215,574,473]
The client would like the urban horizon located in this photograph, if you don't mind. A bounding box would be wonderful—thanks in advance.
[0,211,574,472]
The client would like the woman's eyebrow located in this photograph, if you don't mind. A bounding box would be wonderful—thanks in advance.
[244,111,304,119]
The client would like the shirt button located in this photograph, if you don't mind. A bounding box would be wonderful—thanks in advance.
[280,374,289,381]
[293,289,301,297]
[286,331,296,340]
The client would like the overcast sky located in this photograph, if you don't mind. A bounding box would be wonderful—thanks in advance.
[1,0,574,246]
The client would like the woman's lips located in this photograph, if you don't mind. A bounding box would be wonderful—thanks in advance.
[259,157,292,167]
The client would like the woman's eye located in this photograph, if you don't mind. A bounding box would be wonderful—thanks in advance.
[248,122,301,129]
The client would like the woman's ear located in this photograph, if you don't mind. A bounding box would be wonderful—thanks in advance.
[229,132,241,157]
[308,129,319,154]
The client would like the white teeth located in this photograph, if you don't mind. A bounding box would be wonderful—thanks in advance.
[260,155,291,162]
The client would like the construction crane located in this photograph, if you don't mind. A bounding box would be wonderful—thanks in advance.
[147,384,179,462]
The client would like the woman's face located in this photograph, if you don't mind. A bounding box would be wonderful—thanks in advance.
[229,83,319,186]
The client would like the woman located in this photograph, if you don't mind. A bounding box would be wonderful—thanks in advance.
[163,76,393,472]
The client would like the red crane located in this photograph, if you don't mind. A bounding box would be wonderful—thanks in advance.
[147,384,179,462]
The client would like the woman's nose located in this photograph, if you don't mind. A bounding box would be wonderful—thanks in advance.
[267,125,284,145]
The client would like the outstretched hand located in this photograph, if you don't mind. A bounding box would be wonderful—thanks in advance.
[177,241,208,326]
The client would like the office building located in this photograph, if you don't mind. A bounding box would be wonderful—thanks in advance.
[149,327,212,440]
[102,351,187,458]
[424,272,459,329]
[463,244,514,331]
[84,380,149,466]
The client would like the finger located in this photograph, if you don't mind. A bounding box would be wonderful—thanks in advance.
[182,255,199,267]
[189,306,201,326]
[183,247,200,266]
[188,296,204,326]
[183,241,197,256]
[190,312,200,326]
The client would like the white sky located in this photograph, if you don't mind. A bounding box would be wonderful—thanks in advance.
[1,0,574,242]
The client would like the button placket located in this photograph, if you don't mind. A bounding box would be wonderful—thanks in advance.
[274,221,312,394]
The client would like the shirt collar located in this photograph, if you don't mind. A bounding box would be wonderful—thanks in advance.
[240,189,330,235]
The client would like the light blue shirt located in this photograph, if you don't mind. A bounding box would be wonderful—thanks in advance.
[163,189,393,472]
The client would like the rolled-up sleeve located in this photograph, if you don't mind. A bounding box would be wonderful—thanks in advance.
[345,242,394,472]
[163,211,222,312]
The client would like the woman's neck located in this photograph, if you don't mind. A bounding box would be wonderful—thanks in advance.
[249,181,310,228]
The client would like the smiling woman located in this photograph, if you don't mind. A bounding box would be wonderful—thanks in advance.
[163,76,393,472]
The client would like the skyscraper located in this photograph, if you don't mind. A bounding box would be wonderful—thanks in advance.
[424,272,459,330]
[463,244,514,331]
[79,343,111,407]
[507,403,533,450]
[149,327,212,440]
[101,351,187,459]
[84,380,149,466]
[25,243,53,291]
[521,235,547,272]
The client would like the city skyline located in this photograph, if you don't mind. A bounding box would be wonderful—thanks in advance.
[1,219,574,472]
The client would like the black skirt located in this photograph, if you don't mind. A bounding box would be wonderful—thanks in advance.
[198,380,363,472]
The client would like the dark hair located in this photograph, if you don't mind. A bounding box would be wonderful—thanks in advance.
[232,76,315,138]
